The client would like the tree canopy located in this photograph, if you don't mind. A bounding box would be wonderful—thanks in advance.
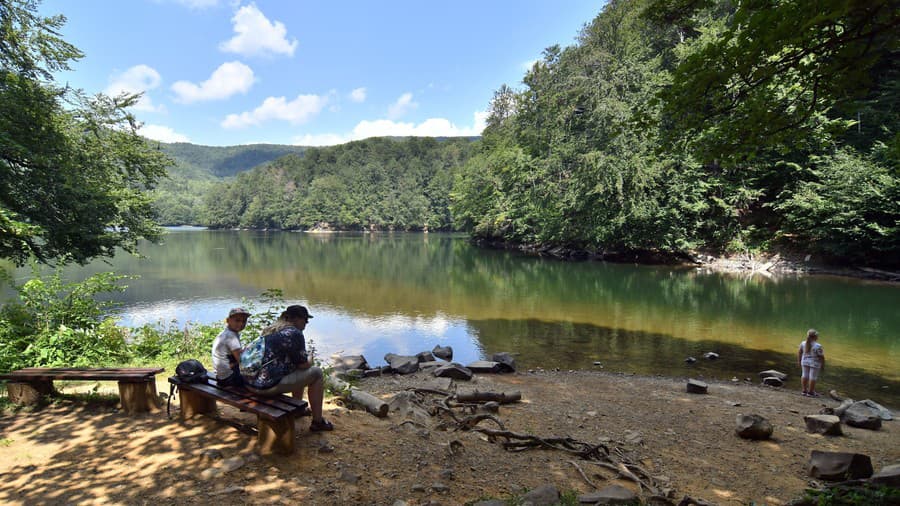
[199,137,474,231]
[0,0,170,266]
[449,0,898,265]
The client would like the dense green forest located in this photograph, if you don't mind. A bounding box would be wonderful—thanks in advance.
[200,137,475,230]
[150,0,898,265]
[150,143,308,226]
[452,0,898,265]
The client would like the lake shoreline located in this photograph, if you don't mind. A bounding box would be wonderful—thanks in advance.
[184,227,898,283]
[471,236,900,283]
[3,369,897,505]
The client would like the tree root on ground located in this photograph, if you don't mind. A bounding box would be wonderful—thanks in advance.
[402,387,666,498]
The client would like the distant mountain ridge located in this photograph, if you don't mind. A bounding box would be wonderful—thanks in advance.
[158,142,309,179]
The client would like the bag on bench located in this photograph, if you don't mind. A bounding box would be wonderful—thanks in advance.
[168,359,208,417]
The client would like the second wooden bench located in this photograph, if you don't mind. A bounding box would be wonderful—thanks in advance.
[168,374,309,455]
[0,367,164,414]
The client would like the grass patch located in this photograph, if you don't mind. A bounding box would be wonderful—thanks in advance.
[797,484,900,506]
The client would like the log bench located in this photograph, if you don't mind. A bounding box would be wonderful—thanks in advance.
[0,367,164,414]
[168,374,310,455]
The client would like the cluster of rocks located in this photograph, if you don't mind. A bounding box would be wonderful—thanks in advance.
[683,351,720,364]
[679,368,898,493]
[821,396,893,430]
[685,371,893,436]
[332,345,516,382]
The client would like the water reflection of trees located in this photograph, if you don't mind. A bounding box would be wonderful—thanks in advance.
[39,231,899,375]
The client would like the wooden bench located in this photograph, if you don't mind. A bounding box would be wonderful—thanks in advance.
[169,374,309,455]
[0,367,164,414]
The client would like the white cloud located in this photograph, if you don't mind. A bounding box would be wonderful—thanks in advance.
[139,124,191,143]
[105,64,163,112]
[293,133,349,146]
[171,61,255,103]
[172,0,219,8]
[221,93,328,128]
[349,87,367,103]
[387,92,418,119]
[292,110,486,146]
[219,3,297,57]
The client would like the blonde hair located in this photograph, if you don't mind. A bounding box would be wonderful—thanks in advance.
[262,318,294,336]
[805,329,818,353]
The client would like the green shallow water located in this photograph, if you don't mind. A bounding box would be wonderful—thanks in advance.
[7,229,899,408]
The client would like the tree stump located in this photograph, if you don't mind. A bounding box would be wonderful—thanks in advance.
[257,416,295,455]
[7,381,53,404]
[119,381,162,414]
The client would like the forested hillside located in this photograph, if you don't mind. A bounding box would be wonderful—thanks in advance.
[451,0,898,265]
[150,143,309,226]
[202,137,474,231]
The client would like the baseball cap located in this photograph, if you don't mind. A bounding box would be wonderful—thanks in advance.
[229,307,251,317]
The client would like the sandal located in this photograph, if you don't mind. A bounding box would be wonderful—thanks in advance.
[310,418,334,432]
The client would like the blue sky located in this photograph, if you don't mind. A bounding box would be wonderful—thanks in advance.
[40,0,603,147]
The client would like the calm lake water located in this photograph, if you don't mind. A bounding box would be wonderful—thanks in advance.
[7,229,900,408]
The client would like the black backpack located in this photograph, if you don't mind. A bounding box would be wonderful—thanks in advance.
[168,359,208,417]
[175,359,208,383]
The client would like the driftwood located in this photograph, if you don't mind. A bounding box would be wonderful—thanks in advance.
[456,390,521,404]
[327,374,389,417]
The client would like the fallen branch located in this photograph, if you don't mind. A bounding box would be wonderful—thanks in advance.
[585,461,658,496]
[327,374,389,417]
[568,460,599,489]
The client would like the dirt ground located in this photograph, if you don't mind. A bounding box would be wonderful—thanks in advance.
[0,370,897,505]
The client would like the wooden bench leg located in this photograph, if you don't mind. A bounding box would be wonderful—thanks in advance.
[177,388,217,419]
[6,380,53,405]
[257,415,295,455]
[119,381,162,414]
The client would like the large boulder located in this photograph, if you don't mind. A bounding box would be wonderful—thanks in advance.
[858,399,894,421]
[331,354,369,371]
[433,363,473,381]
[385,354,420,375]
[808,451,873,481]
[762,376,784,387]
[735,414,773,440]
[803,414,842,436]
[466,361,504,373]
[841,401,883,430]
[415,351,436,363]
[491,352,516,372]
[871,463,900,487]
[432,345,453,361]
[686,379,708,394]
[758,369,788,382]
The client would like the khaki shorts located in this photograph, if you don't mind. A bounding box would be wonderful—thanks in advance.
[249,366,323,395]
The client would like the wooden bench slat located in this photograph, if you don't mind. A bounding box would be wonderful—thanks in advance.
[169,377,306,420]
[206,377,308,414]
